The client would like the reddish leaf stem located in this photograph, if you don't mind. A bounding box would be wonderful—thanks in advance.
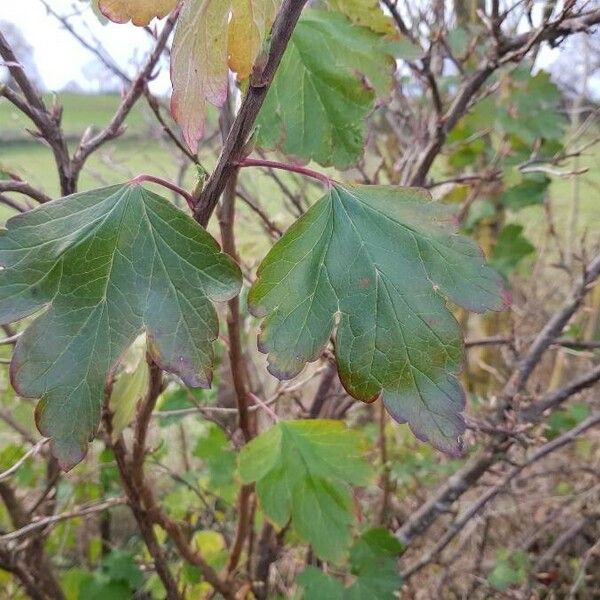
[235,158,333,189]
[130,174,195,211]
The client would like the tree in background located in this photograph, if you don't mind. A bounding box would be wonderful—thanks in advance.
[0,1,600,599]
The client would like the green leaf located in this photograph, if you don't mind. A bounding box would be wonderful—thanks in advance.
[102,551,143,589]
[193,423,236,488]
[488,549,529,590]
[490,224,535,276]
[238,419,372,562]
[255,10,400,169]
[346,528,403,599]
[249,184,507,454]
[297,567,344,600]
[501,174,550,211]
[297,529,403,599]
[325,0,395,34]
[0,184,241,469]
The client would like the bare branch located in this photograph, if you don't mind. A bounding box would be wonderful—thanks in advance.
[401,412,600,579]
[0,497,126,542]
[194,0,310,226]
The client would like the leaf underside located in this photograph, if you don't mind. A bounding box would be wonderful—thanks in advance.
[0,184,241,469]
[255,10,399,169]
[238,419,372,562]
[248,184,508,454]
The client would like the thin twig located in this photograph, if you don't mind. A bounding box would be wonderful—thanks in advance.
[0,440,48,482]
[0,497,126,542]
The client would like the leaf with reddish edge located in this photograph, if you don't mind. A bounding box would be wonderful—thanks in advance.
[249,184,509,454]
[0,184,241,469]
[170,0,231,153]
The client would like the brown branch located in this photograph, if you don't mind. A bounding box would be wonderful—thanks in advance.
[143,90,200,164]
[107,362,235,599]
[408,7,600,185]
[0,35,72,195]
[395,253,600,547]
[401,412,600,579]
[103,400,181,600]
[465,335,600,350]
[0,482,66,600]
[308,361,337,419]
[40,0,132,84]
[214,95,257,580]
[0,497,126,542]
[236,188,282,238]
[520,363,600,422]
[0,194,28,213]
[194,0,310,226]
[501,254,600,405]
[70,11,177,182]
[0,180,53,204]
[381,0,419,43]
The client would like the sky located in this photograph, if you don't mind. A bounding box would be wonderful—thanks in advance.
[0,0,172,94]
[0,0,595,98]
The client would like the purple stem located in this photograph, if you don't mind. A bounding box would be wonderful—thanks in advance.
[236,158,333,189]
[130,174,195,211]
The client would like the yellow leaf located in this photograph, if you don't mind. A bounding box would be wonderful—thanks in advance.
[228,0,279,80]
[327,0,395,35]
[170,0,231,153]
[98,0,178,26]
[108,335,150,440]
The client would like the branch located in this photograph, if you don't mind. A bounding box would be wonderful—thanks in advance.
[193,0,310,226]
[401,412,600,579]
[70,10,177,181]
[236,158,333,189]
[408,7,600,185]
[0,181,53,204]
[501,254,600,404]
[130,174,194,211]
[395,253,600,547]
[0,34,72,194]
[520,363,600,422]
[0,439,48,483]
[0,194,28,213]
[103,384,182,600]
[0,497,126,542]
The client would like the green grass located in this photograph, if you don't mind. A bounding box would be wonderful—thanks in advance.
[1,93,598,252]
[517,147,600,243]
[0,92,152,141]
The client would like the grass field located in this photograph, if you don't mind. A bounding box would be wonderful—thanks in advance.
[1,93,599,250]
[0,92,152,141]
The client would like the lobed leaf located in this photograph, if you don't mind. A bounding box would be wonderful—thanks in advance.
[238,419,372,562]
[255,10,403,169]
[297,528,403,599]
[0,184,241,469]
[249,184,509,454]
